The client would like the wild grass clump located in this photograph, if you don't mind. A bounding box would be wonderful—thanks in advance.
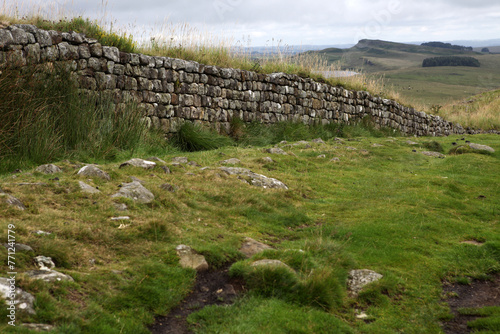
[229,249,345,311]
[170,122,234,152]
[35,16,136,53]
[0,63,165,173]
[438,89,500,130]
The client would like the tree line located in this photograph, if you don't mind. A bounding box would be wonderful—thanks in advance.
[421,41,473,51]
[422,56,480,67]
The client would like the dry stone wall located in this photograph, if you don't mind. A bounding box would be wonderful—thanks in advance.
[0,24,468,136]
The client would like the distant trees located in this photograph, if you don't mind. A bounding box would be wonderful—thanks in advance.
[421,42,473,51]
[422,56,480,67]
[481,47,490,53]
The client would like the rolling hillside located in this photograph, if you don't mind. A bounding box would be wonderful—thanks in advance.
[313,40,500,107]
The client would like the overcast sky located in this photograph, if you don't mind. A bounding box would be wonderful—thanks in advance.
[7,0,500,47]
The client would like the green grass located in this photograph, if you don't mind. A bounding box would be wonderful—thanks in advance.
[0,130,498,333]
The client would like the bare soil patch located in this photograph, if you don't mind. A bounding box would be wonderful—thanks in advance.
[149,264,245,334]
[442,274,500,334]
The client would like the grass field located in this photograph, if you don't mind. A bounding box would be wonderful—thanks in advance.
[1,129,499,333]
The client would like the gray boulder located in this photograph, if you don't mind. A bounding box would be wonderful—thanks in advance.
[219,167,288,190]
[35,164,62,174]
[78,181,100,194]
[265,147,288,155]
[77,165,110,181]
[24,270,74,283]
[119,158,156,169]
[2,243,33,252]
[172,157,188,164]
[468,143,495,153]
[347,269,383,297]
[0,188,26,210]
[422,151,445,158]
[0,277,36,315]
[220,158,241,165]
[239,237,272,258]
[176,245,209,271]
[111,181,155,204]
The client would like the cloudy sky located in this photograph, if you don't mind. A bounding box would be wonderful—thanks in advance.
[7,0,500,47]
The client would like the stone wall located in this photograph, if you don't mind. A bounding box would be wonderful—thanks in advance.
[0,24,467,136]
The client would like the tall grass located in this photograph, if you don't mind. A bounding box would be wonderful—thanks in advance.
[437,89,500,130]
[0,63,163,173]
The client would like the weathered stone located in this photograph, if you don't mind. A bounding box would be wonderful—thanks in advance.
[219,167,288,189]
[114,203,128,211]
[422,151,445,158]
[172,157,189,164]
[265,147,288,155]
[2,243,34,252]
[119,158,157,169]
[160,183,178,192]
[0,277,36,315]
[78,181,100,194]
[0,29,14,48]
[220,158,241,165]
[77,165,111,181]
[312,138,325,144]
[260,157,275,163]
[21,323,55,332]
[24,269,74,282]
[111,181,155,204]
[0,188,26,210]
[176,245,209,271]
[240,237,272,258]
[347,269,383,297]
[35,164,62,174]
[468,143,495,153]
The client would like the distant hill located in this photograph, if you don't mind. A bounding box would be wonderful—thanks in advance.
[309,39,500,106]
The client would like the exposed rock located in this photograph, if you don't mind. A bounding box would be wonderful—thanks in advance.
[147,156,167,164]
[114,203,128,211]
[77,165,110,181]
[111,181,155,204]
[422,151,445,158]
[347,269,383,297]
[346,146,357,151]
[33,230,51,236]
[371,143,384,147]
[119,158,156,169]
[0,277,36,315]
[406,140,419,145]
[317,154,326,158]
[129,176,145,184]
[330,157,340,162]
[78,181,100,194]
[219,167,288,190]
[172,157,188,164]
[111,216,130,221]
[0,188,26,210]
[160,166,171,174]
[34,256,55,270]
[21,323,55,331]
[468,143,495,153]
[260,157,274,163]
[292,141,311,148]
[188,161,202,167]
[176,245,209,271]
[265,147,288,155]
[24,269,74,282]
[312,138,325,144]
[239,237,273,258]
[220,158,241,165]
[2,243,34,252]
[251,259,294,272]
[35,164,62,174]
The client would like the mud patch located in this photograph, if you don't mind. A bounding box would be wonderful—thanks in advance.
[149,264,245,334]
[442,274,500,334]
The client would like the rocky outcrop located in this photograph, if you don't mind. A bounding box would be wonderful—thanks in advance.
[219,167,288,189]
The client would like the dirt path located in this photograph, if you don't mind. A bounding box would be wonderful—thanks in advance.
[149,265,245,334]
[442,274,500,333]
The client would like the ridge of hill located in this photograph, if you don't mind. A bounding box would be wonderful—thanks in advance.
[312,39,500,108]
